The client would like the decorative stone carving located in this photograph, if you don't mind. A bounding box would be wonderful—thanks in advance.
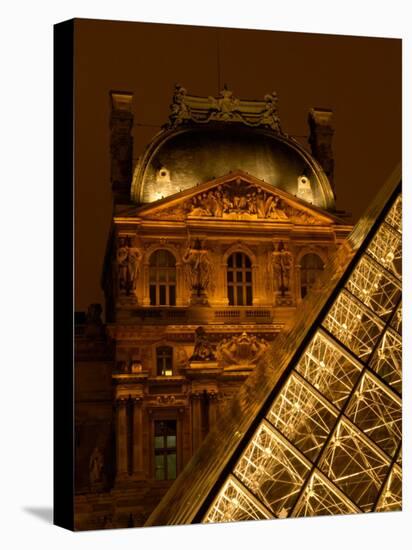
[145,178,324,225]
[208,86,241,118]
[182,239,214,301]
[187,181,289,220]
[190,327,216,361]
[89,447,104,486]
[168,84,190,128]
[165,85,284,133]
[216,332,268,366]
[116,236,143,295]
[261,92,281,132]
[271,241,294,296]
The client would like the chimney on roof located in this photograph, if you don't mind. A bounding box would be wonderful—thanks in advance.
[308,108,335,195]
[110,91,134,203]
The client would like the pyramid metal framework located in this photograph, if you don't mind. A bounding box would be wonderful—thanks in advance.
[145,170,401,526]
[203,191,402,522]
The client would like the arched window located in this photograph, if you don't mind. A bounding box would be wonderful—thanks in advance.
[227,252,253,306]
[149,250,176,306]
[300,253,324,298]
[156,346,173,376]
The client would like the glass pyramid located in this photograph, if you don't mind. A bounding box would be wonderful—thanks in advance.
[146,168,401,526]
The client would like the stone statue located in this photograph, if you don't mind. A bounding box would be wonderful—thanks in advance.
[168,84,190,127]
[190,327,216,361]
[117,237,143,295]
[260,91,281,132]
[89,447,104,486]
[182,239,213,297]
[272,241,294,295]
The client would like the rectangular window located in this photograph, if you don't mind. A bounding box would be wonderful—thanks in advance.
[169,285,176,306]
[150,285,156,305]
[154,420,177,480]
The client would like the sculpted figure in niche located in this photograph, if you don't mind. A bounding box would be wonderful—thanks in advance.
[117,237,143,295]
[182,238,213,296]
[190,327,216,361]
[89,447,104,486]
[272,241,294,295]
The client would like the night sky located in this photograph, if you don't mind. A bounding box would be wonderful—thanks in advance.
[74,18,401,313]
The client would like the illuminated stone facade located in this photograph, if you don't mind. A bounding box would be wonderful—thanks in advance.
[143,177,401,527]
[74,88,353,529]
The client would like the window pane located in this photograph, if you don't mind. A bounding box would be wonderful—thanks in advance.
[237,286,244,306]
[246,286,253,305]
[167,435,176,448]
[227,271,233,282]
[155,454,165,480]
[236,253,242,267]
[169,285,176,306]
[159,285,166,305]
[154,436,164,449]
[228,286,234,306]
[150,285,156,305]
[246,271,252,283]
[167,453,177,480]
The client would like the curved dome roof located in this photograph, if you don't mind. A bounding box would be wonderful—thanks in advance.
[131,88,335,210]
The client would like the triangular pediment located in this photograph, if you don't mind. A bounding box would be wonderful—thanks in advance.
[135,170,343,225]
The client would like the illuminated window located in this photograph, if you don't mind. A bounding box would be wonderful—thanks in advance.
[154,420,177,480]
[227,253,253,306]
[156,346,173,376]
[149,250,176,306]
[300,253,324,298]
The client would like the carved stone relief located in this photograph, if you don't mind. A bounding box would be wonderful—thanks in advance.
[147,180,321,224]
[216,332,268,366]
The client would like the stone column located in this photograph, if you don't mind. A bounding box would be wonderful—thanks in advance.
[213,260,228,306]
[115,398,128,479]
[175,262,185,306]
[141,262,151,306]
[132,397,144,477]
[252,263,261,305]
[191,392,202,453]
[208,391,219,431]
[295,262,302,304]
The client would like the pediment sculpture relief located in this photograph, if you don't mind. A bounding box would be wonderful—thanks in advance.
[146,180,323,225]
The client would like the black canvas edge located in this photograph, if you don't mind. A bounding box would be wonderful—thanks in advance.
[53,18,75,531]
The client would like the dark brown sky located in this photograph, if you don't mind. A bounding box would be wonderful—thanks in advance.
[74,18,401,312]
